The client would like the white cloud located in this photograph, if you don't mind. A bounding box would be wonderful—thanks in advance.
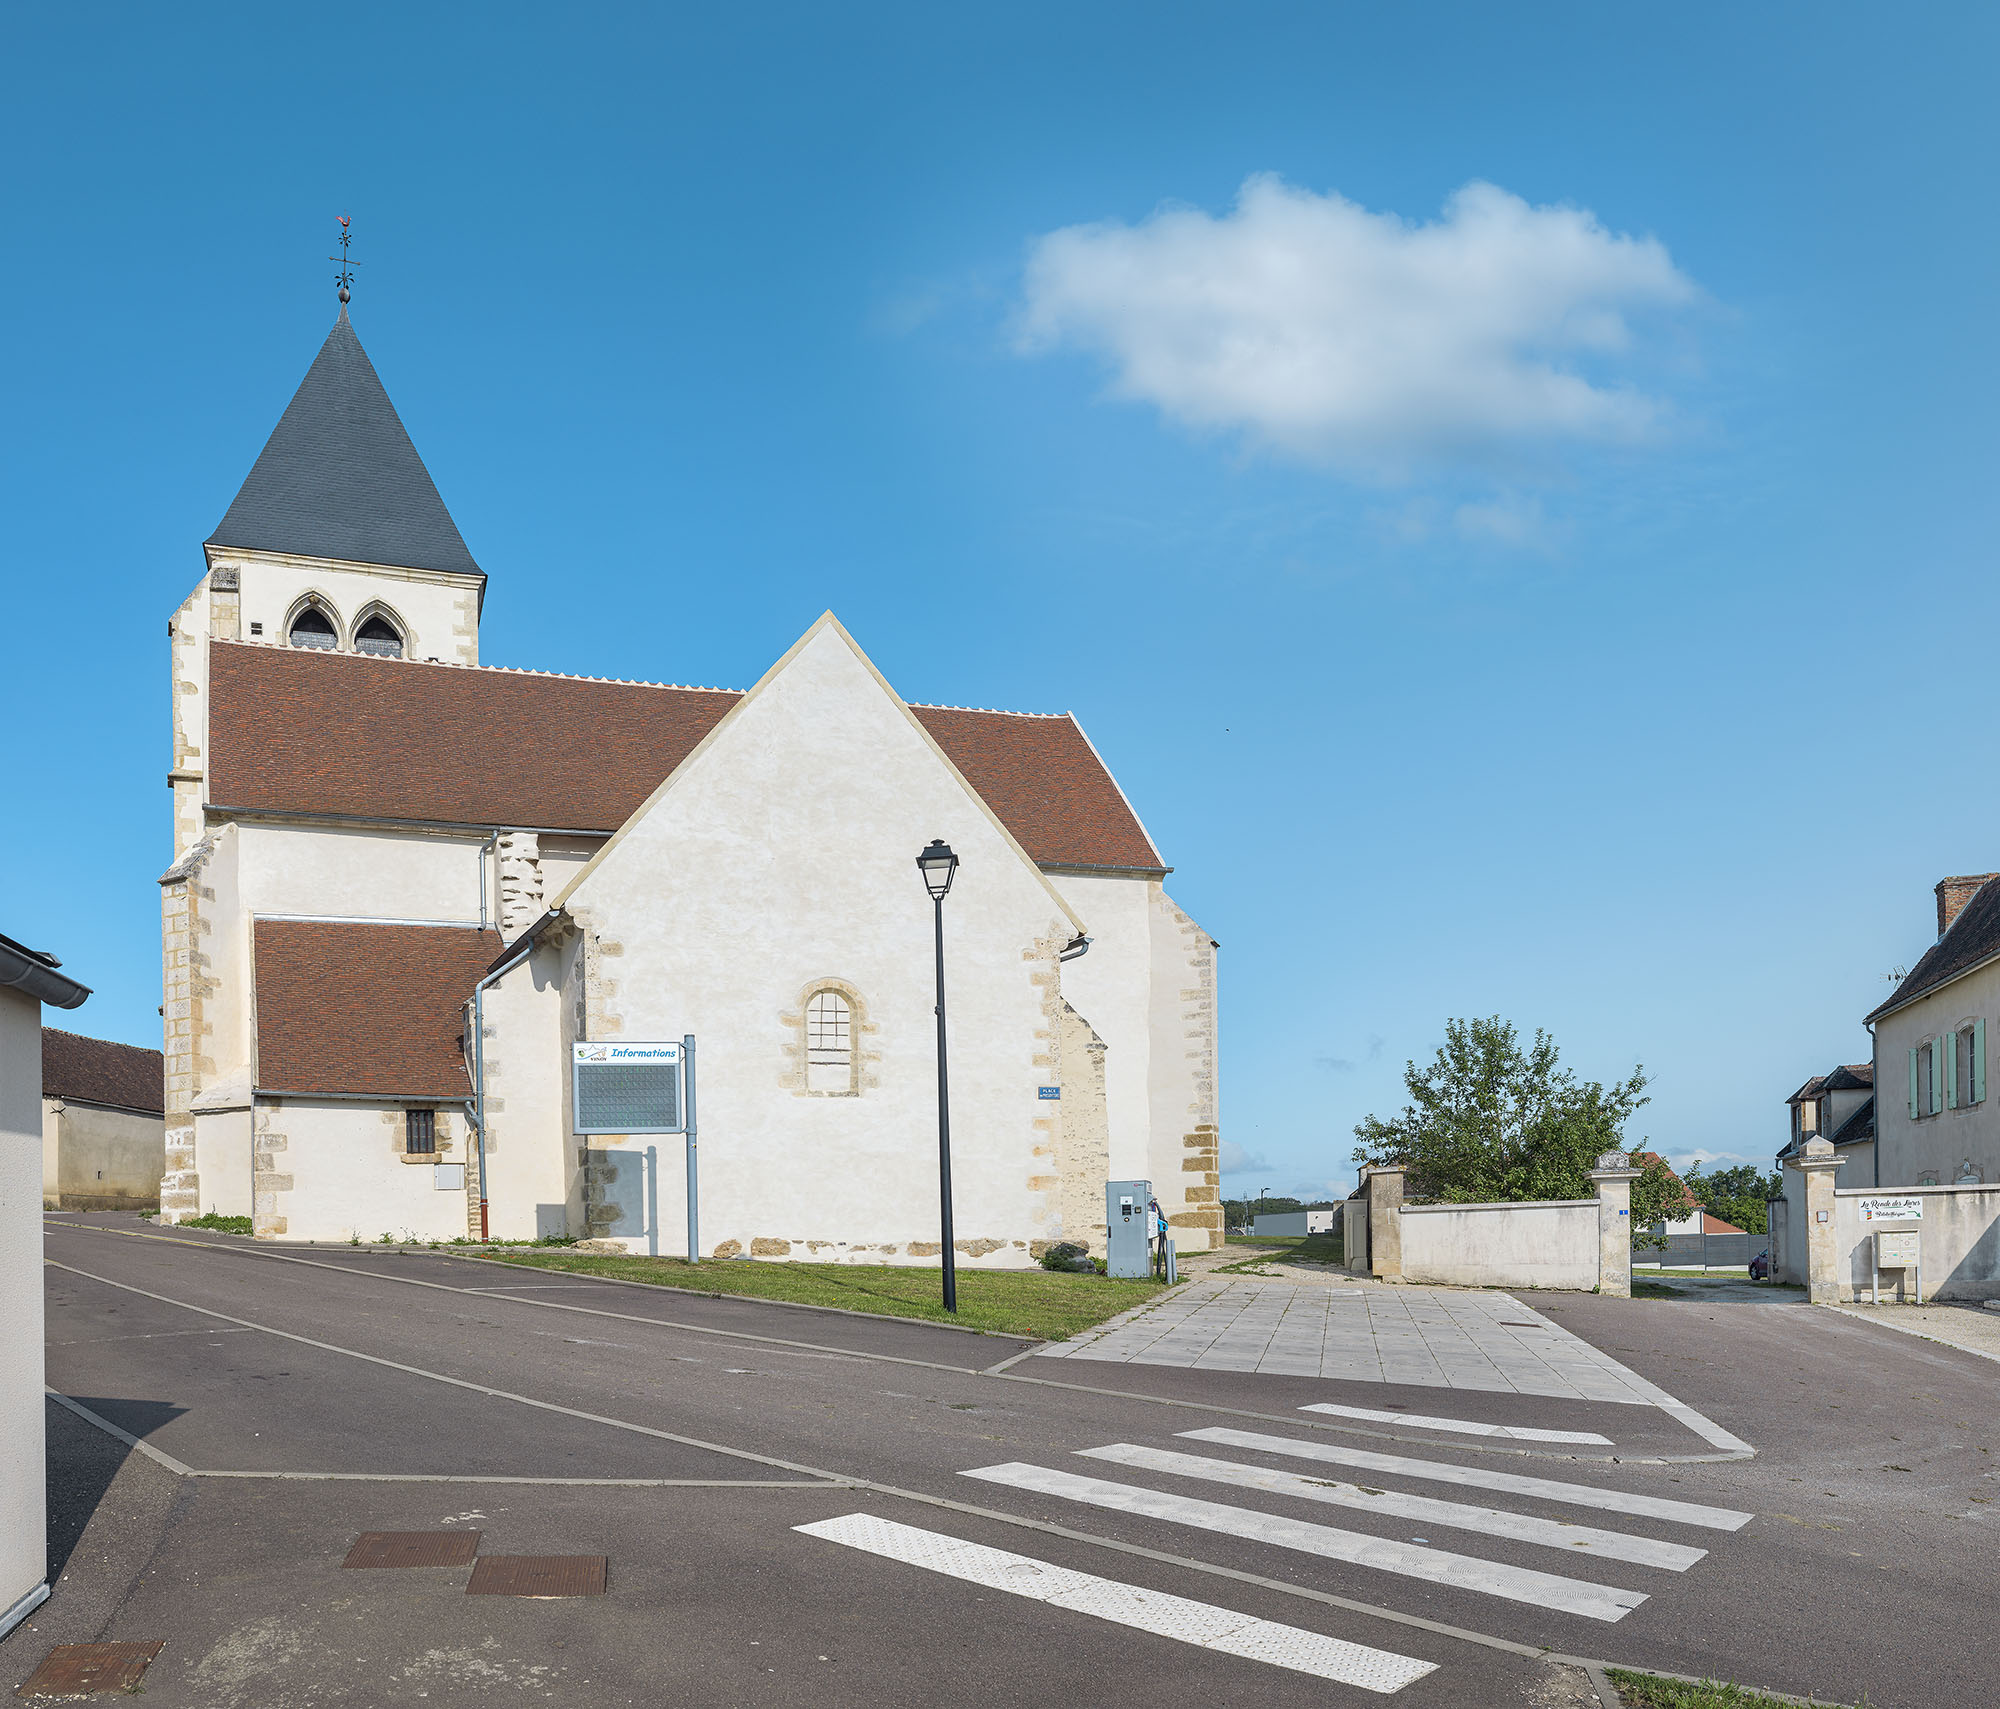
[1217,1139,1272,1176]
[1017,175,1697,478]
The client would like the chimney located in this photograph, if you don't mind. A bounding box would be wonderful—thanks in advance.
[1935,873,1997,937]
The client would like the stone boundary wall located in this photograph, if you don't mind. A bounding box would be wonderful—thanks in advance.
[1830,1181,2000,1303]
[1396,1199,1599,1291]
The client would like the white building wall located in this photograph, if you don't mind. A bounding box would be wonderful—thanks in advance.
[225,551,480,667]
[480,958,572,1241]
[558,621,1083,1265]
[40,1100,165,1210]
[238,823,485,925]
[1147,889,1222,1250]
[1874,964,2000,1187]
[260,1100,471,1242]
[1044,873,1154,1180]
[0,987,48,1635]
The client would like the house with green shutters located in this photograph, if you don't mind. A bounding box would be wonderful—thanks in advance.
[1865,874,2000,1188]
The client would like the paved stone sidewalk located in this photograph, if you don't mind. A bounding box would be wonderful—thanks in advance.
[1037,1277,1675,1406]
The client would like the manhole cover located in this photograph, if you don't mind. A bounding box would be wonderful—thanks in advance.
[16,1640,163,1697]
[343,1531,481,1569]
[467,1555,608,1597]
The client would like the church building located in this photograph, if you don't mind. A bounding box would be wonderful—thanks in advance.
[161,307,1221,1263]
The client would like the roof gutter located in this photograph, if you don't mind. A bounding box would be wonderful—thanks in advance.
[0,933,90,1010]
[465,910,559,1240]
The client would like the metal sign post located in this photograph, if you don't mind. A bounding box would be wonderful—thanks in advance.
[683,1034,699,1265]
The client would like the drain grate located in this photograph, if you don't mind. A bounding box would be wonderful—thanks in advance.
[467,1555,608,1597]
[16,1640,164,1696]
[343,1531,481,1569]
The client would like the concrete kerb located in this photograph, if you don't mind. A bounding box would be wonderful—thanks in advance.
[1824,1301,2000,1370]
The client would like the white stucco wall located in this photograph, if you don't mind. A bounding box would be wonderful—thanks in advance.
[1147,889,1221,1249]
[1398,1200,1599,1291]
[1873,967,2000,1187]
[41,1100,164,1209]
[238,823,486,926]
[226,552,481,666]
[190,1109,254,1219]
[557,621,1084,1265]
[1045,873,1155,1180]
[1830,1183,2000,1302]
[480,957,572,1241]
[0,988,48,1634]
[260,1100,471,1242]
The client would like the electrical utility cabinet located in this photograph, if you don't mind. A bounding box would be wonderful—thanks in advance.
[1106,1180,1153,1278]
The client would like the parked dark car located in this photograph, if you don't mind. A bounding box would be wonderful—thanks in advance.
[1748,1250,1771,1280]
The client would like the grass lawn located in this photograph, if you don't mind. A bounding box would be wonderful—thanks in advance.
[1608,1669,1854,1707]
[489,1250,1167,1340]
[1217,1229,1344,1273]
[1225,1233,1299,1248]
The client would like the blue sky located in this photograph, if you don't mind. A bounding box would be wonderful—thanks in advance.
[6,4,1996,1191]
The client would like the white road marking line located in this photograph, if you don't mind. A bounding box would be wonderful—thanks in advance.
[796,1513,1436,1693]
[1299,1403,1613,1445]
[1181,1429,1753,1532]
[1076,1445,1706,1572]
[960,1463,1646,1623]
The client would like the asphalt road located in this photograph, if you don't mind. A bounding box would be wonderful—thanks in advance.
[12,1215,2000,1708]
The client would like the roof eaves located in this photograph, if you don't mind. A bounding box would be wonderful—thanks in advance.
[1865,945,2000,1024]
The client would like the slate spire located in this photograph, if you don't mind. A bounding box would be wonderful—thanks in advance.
[207,312,482,579]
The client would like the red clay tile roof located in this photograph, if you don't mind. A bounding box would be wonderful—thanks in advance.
[209,642,736,833]
[41,1029,164,1115]
[207,642,1165,870]
[254,919,500,1098]
[909,704,1161,870]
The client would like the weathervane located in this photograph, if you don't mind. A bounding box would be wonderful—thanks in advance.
[329,213,359,304]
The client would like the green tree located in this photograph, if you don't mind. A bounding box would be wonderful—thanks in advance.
[1353,1018,1672,1222]
[1680,1163,1784,1236]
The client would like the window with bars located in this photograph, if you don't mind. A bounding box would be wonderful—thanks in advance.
[405,1108,437,1155]
[805,989,854,1094]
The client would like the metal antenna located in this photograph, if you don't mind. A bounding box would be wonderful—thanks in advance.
[329,213,360,304]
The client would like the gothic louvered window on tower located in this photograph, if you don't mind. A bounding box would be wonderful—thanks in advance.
[354,614,405,658]
[289,606,337,650]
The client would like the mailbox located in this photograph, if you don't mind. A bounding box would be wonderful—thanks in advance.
[1875,1231,1920,1270]
[1106,1179,1153,1279]
[1870,1228,1923,1305]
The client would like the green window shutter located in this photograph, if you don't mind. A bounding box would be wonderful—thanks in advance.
[1946,1030,1959,1108]
[1909,1047,1921,1119]
[1977,1020,1988,1105]
[1932,1036,1947,1115]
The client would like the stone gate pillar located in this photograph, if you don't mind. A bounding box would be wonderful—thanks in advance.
[1364,1165,1406,1281]
[1787,1137,1844,1303]
[1589,1151,1642,1298]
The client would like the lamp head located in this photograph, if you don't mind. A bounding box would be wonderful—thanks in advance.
[916,838,959,901]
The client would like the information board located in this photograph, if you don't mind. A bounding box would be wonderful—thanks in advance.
[572,1041,685,1134]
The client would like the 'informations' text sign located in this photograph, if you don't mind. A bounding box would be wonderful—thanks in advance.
[1856,1195,1923,1222]
[572,1041,685,1134]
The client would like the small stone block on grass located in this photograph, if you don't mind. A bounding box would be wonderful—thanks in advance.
[467,1555,608,1597]
[15,1641,164,1697]
[342,1531,481,1569]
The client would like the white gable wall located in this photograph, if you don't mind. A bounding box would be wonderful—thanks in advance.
[1045,872,1154,1182]
[557,622,1082,1263]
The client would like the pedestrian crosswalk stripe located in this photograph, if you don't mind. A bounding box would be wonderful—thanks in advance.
[1298,1402,1614,1445]
[794,1513,1437,1693]
[960,1462,1647,1623]
[1076,1443,1707,1572]
[1180,1428,1754,1532]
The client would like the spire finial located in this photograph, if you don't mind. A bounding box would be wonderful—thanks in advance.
[329,213,359,306]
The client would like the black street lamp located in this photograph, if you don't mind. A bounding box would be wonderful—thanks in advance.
[916,838,960,1313]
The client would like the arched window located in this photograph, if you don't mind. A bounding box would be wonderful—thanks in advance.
[805,989,854,1094]
[354,614,405,658]
[288,605,338,650]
